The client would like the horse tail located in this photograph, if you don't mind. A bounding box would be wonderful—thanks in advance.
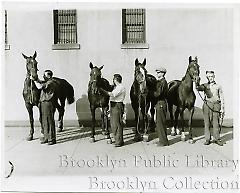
[65,81,75,104]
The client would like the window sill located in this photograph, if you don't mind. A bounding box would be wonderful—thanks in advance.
[52,43,80,50]
[121,43,149,49]
[5,44,10,50]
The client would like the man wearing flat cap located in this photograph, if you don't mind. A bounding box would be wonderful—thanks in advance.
[196,71,224,146]
[154,67,169,146]
[99,74,126,147]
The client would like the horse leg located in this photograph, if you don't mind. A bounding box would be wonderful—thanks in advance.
[90,107,96,142]
[169,103,176,136]
[180,108,186,141]
[142,107,149,142]
[103,107,112,144]
[174,107,180,135]
[133,106,142,142]
[38,104,44,139]
[25,103,34,141]
[188,107,195,144]
[57,99,65,132]
[149,102,156,133]
[101,109,106,135]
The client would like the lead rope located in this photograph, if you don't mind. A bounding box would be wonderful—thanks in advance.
[30,78,33,104]
[197,90,223,134]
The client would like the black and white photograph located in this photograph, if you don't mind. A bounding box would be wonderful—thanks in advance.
[1,1,239,192]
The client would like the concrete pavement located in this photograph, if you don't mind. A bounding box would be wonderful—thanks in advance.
[3,125,234,177]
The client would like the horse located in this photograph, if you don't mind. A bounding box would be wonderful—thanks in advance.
[22,51,75,141]
[87,62,113,143]
[130,58,158,142]
[167,56,200,143]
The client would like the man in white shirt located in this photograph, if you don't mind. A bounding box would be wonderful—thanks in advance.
[100,74,126,147]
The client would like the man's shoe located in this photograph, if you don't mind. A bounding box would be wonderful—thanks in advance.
[40,139,48,144]
[215,140,223,146]
[48,141,56,145]
[26,134,33,141]
[155,142,169,147]
[115,142,124,147]
[204,140,211,145]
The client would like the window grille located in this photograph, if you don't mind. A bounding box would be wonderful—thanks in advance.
[53,10,77,44]
[5,10,7,45]
[122,9,146,44]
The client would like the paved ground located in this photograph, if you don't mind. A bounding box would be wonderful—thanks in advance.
[3,125,234,177]
[2,124,237,192]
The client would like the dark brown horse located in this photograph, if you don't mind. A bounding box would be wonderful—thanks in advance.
[22,51,75,141]
[167,56,200,143]
[130,58,157,142]
[87,62,113,143]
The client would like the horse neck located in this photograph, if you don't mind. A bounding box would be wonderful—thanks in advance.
[182,72,193,90]
[134,79,147,96]
[24,75,36,91]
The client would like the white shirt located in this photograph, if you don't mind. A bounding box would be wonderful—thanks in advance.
[109,83,126,102]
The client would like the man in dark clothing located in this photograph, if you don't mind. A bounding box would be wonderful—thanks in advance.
[154,67,169,146]
[34,70,58,145]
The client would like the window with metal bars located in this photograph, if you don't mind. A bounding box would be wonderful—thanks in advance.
[122,9,146,44]
[53,9,77,45]
[5,10,10,50]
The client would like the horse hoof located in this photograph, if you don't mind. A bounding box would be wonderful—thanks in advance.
[89,137,95,143]
[102,131,106,135]
[181,136,186,142]
[176,129,181,135]
[143,134,149,142]
[188,139,194,144]
[26,135,33,141]
[57,128,63,132]
[133,136,142,142]
[107,139,112,144]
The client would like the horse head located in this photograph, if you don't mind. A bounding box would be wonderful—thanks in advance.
[134,58,147,94]
[89,62,103,94]
[22,51,38,81]
[187,56,200,84]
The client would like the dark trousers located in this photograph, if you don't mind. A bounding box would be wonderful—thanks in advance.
[110,102,124,145]
[40,101,56,142]
[203,101,221,141]
[155,100,169,145]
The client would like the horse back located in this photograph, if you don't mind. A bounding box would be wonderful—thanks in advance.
[167,80,181,105]
[52,77,75,103]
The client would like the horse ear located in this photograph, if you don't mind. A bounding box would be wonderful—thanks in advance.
[135,58,139,66]
[99,65,104,70]
[89,62,93,69]
[143,58,146,66]
[22,53,28,59]
[33,51,37,59]
[195,56,198,63]
[189,56,192,64]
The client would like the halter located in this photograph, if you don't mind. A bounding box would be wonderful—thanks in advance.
[187,62,200,82]
[26,58,38,104]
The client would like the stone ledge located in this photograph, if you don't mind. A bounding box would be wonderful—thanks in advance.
[52,43,80,50]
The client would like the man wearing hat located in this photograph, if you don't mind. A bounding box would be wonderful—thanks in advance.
[196,71,224,146]
[154,67,169,146]
[99,74,126,147]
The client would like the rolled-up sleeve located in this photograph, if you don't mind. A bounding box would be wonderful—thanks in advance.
[111,86,122,97]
